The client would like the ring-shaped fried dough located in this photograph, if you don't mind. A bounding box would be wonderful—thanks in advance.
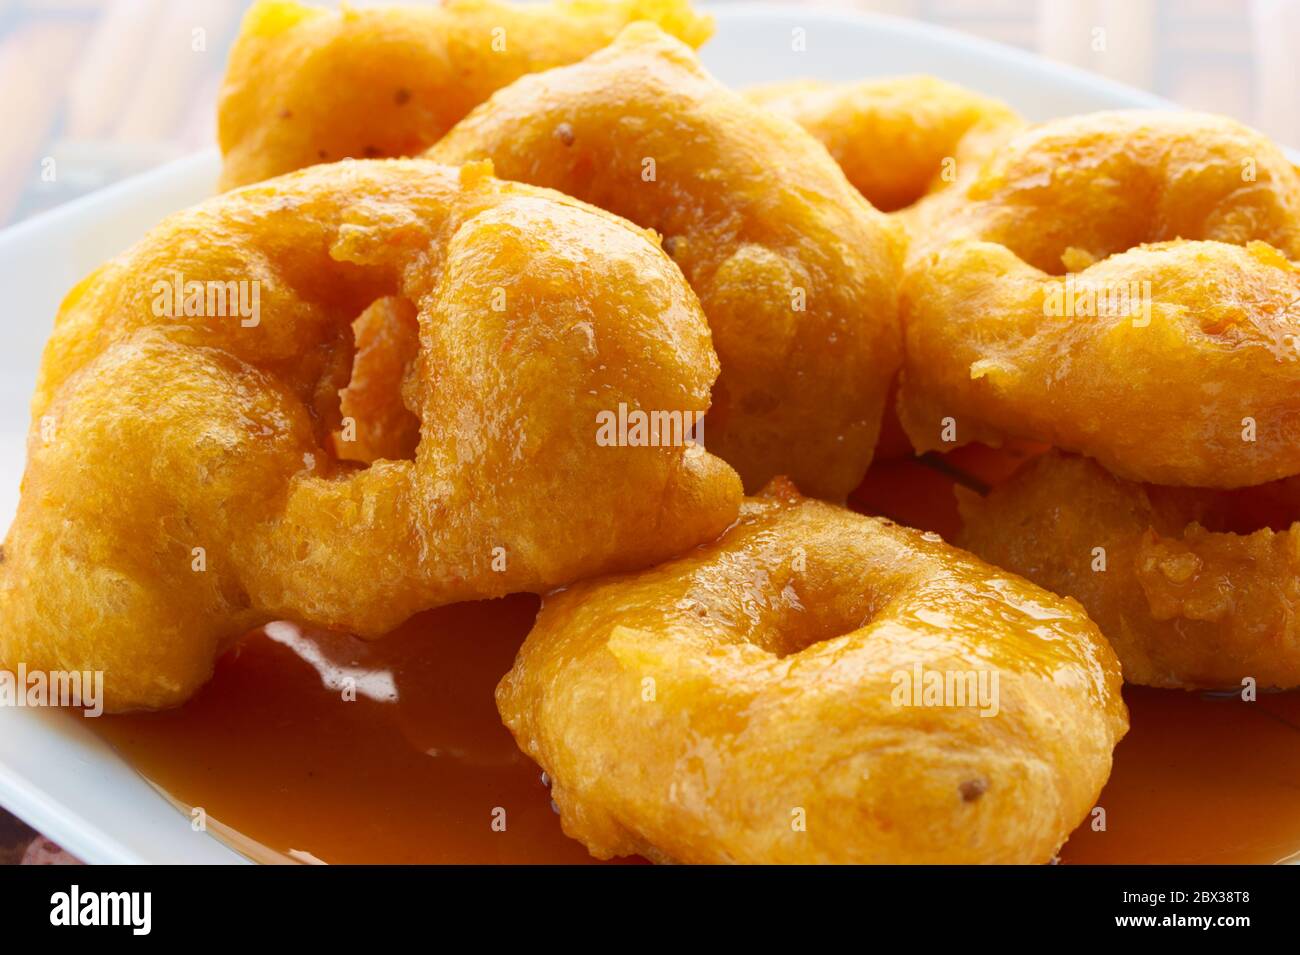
[746,75,1022,214]
[0,160,742,711]
[958,451,1300,689]
[498,479,1127,864]
[429,23,903,500]
[746,76,1021,461]
[217,0,714,189]
[899,111,1300,488]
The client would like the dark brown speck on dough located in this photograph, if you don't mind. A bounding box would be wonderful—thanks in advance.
[959,778,988,802]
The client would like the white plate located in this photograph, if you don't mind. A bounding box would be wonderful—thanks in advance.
[0,3,1236,864]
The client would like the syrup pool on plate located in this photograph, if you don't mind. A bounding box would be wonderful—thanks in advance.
[93,595,607,864]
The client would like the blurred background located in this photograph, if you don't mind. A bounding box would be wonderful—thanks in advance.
[0,0,1297,228]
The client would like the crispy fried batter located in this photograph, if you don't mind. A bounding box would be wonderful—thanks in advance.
[429,24,902,500]
[334,295,421,463]
[218,0,714,189]
[499,479,1127,863]
[0,160,742,711]
[898,112,1300,487]
[958,451,1300,689]
[746,76,1021,460]
[747,75,1022,213]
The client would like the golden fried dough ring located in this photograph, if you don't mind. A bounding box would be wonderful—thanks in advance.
[958,451,1300,690]
[218,0,712,190]
[746,75,1022,213]
[498,479,1127,863]
[429,24,903,499]
[0,160,741,711]
[899,111,1300,488]
[745,76,1021,462]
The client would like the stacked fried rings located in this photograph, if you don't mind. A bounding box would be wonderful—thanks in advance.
[745,75,1023,458]
[898,111,1300,688]
[14,0,1272,866]
[429,24,903,499]
[218,0,714,189]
